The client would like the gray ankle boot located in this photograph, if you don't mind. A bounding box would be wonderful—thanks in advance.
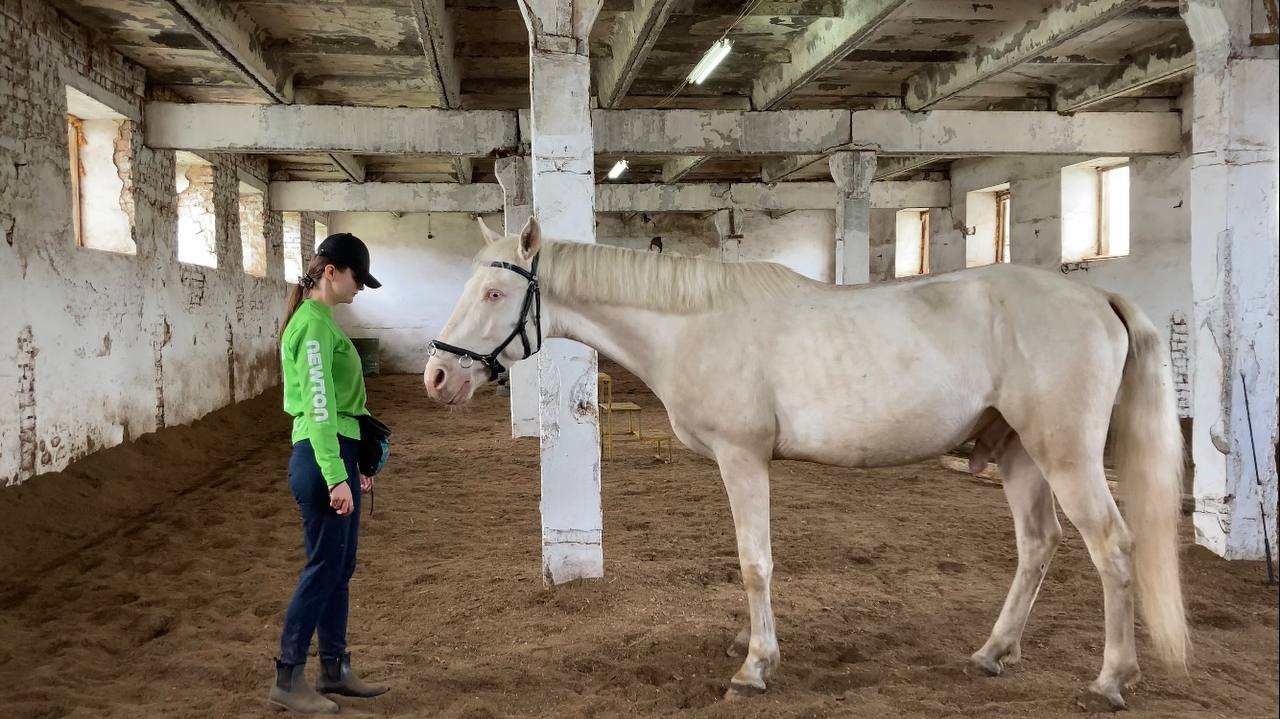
[316,653,389,698]
[269,662,339,714]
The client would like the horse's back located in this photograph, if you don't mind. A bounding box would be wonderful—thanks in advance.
[670,263,1131,467]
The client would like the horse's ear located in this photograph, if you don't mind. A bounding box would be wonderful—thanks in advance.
[476,216,503,245]
[518,216,541,260]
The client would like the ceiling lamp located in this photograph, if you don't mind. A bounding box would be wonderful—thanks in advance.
[688,38,732,85]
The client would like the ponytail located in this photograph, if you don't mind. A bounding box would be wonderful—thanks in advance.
[279,254,348,344]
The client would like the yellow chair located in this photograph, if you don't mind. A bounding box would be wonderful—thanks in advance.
[598,372,673,463]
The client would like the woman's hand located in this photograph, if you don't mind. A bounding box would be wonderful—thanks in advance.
[329,482,355,515]
[360,474,374,492]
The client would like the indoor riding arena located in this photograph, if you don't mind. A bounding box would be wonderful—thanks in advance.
[3,1,1277,718]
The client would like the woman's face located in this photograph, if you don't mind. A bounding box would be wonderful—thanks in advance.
[324,265,364,304]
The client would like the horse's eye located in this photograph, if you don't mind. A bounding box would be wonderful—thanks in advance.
[486,289,504,302]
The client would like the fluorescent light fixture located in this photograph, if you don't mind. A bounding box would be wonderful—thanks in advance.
[687,38,732,85]
[607,159,629,179]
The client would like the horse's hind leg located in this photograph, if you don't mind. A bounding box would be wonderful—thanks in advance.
[969,435,1062,677]
[1024,438,1140,711]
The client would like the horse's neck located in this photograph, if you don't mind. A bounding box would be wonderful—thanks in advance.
[543,293,676,392]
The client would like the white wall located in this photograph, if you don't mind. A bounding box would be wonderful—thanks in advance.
[869,208,897,282]
[947,151,1194,415]
[329,212,502,373]
[598,210,836,281]
[595,212,719,256]
[332,208,842,373]
[738,210,836,282]
[0,1,338,486]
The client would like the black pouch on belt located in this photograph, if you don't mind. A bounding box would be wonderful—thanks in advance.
[356,414,392,477]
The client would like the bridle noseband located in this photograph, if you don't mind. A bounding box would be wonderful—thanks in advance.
[427,253,542,382]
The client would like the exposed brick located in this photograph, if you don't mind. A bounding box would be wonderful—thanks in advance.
[1169,310,1192,418]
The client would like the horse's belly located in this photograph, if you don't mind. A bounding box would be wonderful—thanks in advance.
[772,390,984,468]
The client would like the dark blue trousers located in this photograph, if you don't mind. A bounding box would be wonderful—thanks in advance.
[278,436,361,666]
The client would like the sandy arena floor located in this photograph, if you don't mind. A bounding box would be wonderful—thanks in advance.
[3,365,1277,718]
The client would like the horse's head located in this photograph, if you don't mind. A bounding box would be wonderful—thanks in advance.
[423,216,543,405]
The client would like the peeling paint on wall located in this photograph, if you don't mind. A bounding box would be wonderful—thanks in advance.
[16,326,38,483]
[0,2,289,486]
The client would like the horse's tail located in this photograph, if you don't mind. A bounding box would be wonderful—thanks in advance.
[1108,294,1190,671]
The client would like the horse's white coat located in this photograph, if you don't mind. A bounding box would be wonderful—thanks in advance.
[425,219,1189,707]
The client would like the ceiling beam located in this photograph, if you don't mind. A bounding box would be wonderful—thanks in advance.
[600,181,951,211]
[872,155,952,181]
[738,0,907,184]
[148,104,1182,157]
[453,157,474,184]
[1053,37,1195,113]
[760,154,827,183]
[588,109,1182,156]
[158,0,293,103]
[145,103,517,155]
[326,153,366,183]
[596,0,679,109]
[409,0,461,106]
[661,156,711,183]
[751,0,908,111]
[271,181,502,213]
[409,0,472,183]
[269,180,951,213]
[904,0,1148,111]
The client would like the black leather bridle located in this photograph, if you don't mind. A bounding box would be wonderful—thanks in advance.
[427,254,542,382]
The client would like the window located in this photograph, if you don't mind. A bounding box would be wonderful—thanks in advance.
[965,183,1010,267]
[65,87,134,254]
[238,179,267,277]
[894,209,930,277]
[283,212,304,280]
[314,220,329,249]
[176,152,217,268]
[1061,158,1130,262]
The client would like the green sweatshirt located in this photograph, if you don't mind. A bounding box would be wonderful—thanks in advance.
[281,300,367,487]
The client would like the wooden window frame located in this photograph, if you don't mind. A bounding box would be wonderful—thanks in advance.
[918,210,930,275]
[1097,163,1129,258]
[67,115,85,248]
[994,190,1011,263]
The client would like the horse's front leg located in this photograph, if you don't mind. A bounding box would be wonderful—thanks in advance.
[714,446,779,699]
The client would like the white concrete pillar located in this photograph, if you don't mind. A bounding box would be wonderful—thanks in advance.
[830,151,876,285]
[519,0,605,584]
[495,155,540,438]
[1183,0,1279,560]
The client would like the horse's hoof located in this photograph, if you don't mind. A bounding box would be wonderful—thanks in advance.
[724,681,766,700]
[1076,688,1126,713]
[965,655,1003,677]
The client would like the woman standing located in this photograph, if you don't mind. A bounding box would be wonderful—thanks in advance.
[270,233,388,714]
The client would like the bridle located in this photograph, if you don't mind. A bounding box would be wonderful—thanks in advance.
[427,254,541,382]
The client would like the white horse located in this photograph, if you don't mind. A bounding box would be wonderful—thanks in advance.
[423,217,1189,710]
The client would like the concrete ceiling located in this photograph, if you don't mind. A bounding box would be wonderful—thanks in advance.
[51,0,1193,185]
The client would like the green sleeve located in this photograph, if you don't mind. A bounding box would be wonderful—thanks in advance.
[294,322,348,488]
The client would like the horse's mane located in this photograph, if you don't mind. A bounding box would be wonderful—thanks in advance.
[480,239,811,314]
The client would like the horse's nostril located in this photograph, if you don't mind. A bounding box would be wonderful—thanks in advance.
[431,368,447,390]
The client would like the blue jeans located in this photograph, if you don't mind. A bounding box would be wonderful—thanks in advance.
[278,436,361,666]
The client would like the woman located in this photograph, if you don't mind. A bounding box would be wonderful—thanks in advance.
[270,233,388,714]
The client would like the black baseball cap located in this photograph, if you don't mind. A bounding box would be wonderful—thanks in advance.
[317,233,381,289]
